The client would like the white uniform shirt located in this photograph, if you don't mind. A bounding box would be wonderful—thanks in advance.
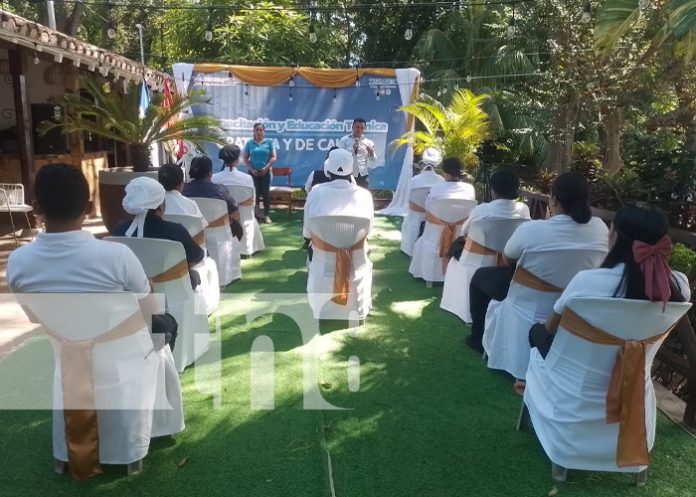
[408,168,444,192]
[304,171,316,193]
[504,214,609,261]
[426,180,476,205]
[461,198,531,236]
[303,179,374,239]
[337,134,377,177]
[7,230,150,293]
[212,168,254,188]
[164,190,208,228]
[554,264,691,315]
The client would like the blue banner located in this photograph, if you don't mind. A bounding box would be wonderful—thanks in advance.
[188,71,408,190]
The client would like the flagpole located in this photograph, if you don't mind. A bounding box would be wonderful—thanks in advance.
[135,24,145,65]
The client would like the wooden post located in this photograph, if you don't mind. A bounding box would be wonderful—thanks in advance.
[8,47,34,202]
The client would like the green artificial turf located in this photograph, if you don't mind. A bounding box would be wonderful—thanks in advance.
[1,212,696,496]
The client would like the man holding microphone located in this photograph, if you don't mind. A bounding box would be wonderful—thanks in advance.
[338,117,377,189]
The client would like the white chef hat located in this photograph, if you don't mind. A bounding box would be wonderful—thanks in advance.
[421,147,443,168]
[324,148,354,176]
[122,176,166,238]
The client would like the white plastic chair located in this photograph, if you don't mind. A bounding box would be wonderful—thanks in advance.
[161,213,220,315]
[105,237,211,373]
[483,248,608,379]
[409,198,478,286]
[13,292,184,476]
[306,215,372,320]
[524,297,691,482]
[225,184,265,256]
[400,186,431,256]
[190,197,242,286]
[441,218,529,323]
[0,183,33,246]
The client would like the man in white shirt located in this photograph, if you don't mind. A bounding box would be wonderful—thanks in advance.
[158,163,208,228]
[303,149,374,318]
[337,118,377,189]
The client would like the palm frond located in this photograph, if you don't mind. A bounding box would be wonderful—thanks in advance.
[594,0,642,54]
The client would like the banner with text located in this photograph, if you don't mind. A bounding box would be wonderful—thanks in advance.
[188,71,409,189]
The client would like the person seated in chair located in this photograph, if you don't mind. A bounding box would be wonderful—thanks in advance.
[528,203,690,362]
[113,177,205,290]
[158,163,207,228]
[427,157,475,202]
[303,148,374,260]
[183,155,244,241]
[467,171,608,354]
[212,144,255,190]
[304,146,342,193]
[408,147,444,191]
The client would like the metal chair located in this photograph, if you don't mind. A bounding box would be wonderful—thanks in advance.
[0,183,33,246]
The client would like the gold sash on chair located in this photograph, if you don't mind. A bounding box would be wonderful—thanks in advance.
[310,235,366,305]
[192,231,205,247]
[425,212,467,273]
[560,308,676,467]
[408,202,426,214]
[208,214,228,228]
[42,312,148,480]
[151,259,189,284]
[512,266,563,293]
[464,238,506,267]
[238,197,254,207]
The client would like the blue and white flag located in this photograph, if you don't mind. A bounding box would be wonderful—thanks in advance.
[138,81,150,119]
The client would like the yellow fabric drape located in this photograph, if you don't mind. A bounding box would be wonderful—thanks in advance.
[560,308,676,467]
[192,64,399,89]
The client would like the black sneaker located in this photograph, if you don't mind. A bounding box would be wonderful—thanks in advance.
[465,335,484,354]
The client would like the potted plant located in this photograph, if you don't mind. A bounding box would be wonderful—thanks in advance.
[38,77,225,232]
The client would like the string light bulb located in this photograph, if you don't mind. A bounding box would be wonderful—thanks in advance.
[309,23,317,44]
[106,20,117,39]
[204,24,213,42]
[404,21,414,41]
[580,1,591,24]
[507,5,516,37]
[33,52,40,65]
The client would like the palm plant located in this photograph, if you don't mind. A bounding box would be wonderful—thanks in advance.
[393,89,493,168]
[38,78,225,171]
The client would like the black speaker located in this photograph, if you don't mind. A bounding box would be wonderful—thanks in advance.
[32,104,67,154]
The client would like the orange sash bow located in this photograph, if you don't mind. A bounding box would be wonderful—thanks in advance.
[464,238,506,267]
[42,312,148,480]
[151,259,189,284]
[208,214,228,228]
[238,197,254,207]
[311,235,366,305]
[512,266,563,293]
[425,212,467,273]
[408,202,426,214]
[560,308,675,467]
[192,231,205,247]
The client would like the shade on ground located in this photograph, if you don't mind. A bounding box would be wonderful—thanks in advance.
[0,213,695,496]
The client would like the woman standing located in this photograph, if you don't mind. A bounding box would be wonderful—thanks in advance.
[243,123,276,224]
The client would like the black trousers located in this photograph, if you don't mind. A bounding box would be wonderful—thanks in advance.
[469,266,515,340]
[252,172,272,216]
[355,174,369,189]
[529,323,554,359]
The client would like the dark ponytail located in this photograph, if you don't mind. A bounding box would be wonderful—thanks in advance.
[551,171,592,224]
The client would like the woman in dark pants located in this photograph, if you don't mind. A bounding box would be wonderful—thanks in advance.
[243,123,277,224]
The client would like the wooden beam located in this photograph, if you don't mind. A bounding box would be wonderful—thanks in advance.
[8,47,34,202]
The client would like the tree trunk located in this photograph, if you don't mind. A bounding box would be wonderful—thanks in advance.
[602,106,624,174]
[130,144,152,172]
[545,92,579,173]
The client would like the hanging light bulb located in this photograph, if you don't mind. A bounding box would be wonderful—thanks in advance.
[580,1,592,24]
[204,23,213,42]
[106,20,116,40]
[309,23,317,44]
[507,17,516,37]
[404,21,414,41]
[33,52,40,65]
[53,105,62,120]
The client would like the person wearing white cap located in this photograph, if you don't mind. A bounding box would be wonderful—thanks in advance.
[400,148,445,256]
[113,177,204,290]
[303,148,374,318]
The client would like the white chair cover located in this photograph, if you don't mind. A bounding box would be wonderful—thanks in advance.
[400,187,431,256]
[441,218,529,323]
[306,215,372,320]
[190,197,242,286]
[483,248,607,379]
[525,297,691,472]
[226,184,265,256]
[14,292,184,464]
[409,198,478,284]
[105,237,211,373]
[162,213,220,315]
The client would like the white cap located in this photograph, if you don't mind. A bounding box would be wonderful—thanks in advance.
[421,147,443,167]
[122,176,166,237]
[324,148,354,176]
